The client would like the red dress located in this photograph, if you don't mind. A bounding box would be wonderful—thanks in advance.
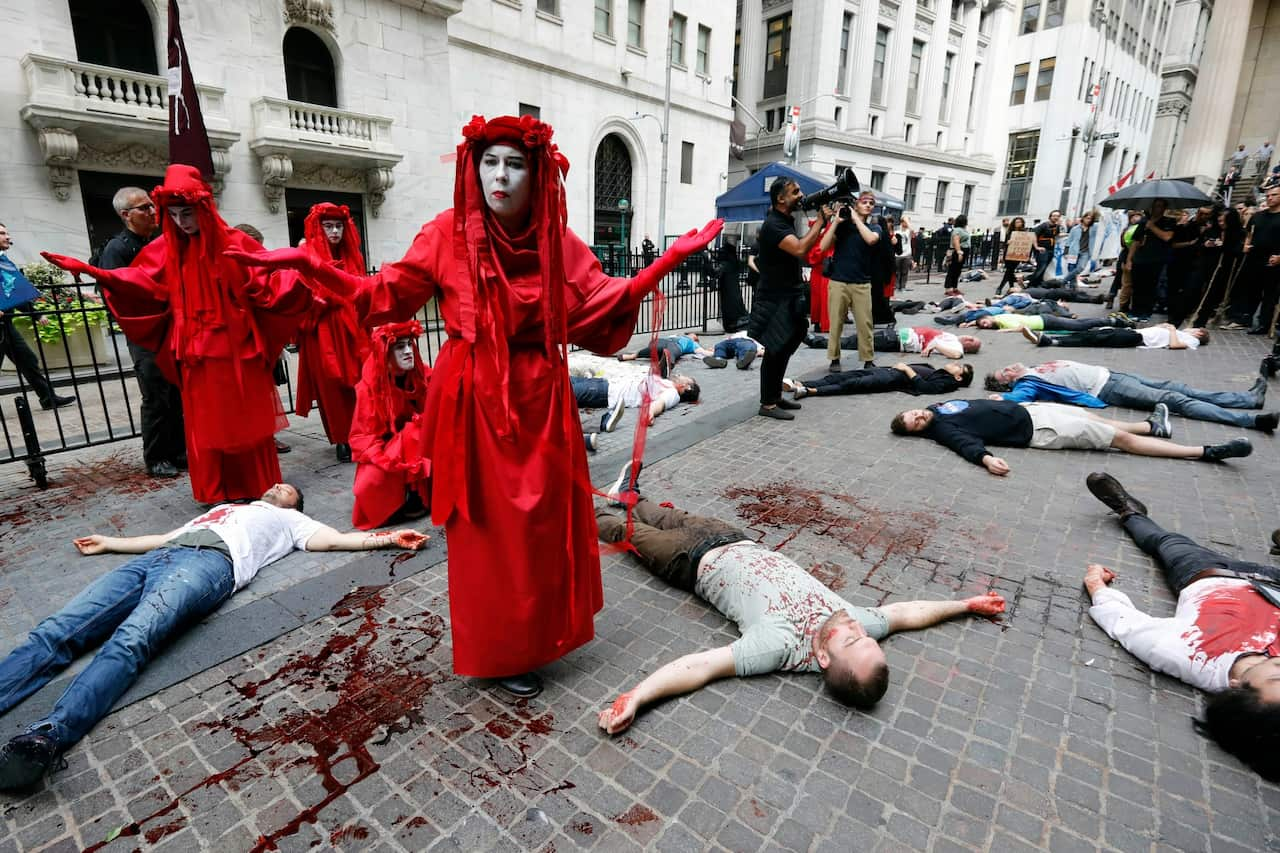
[293,277,367,445]
[808,244,832,331]
[354,210,642,677]
[100,228,310,503]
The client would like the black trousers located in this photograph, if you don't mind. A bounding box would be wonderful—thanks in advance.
[998,261,1019,294]
[1129,262,1162,316]
[760,322,807,405]
[128,342,186,467]
[808,367,908,396]
[944,254,964,291]
[1123,513,1280,594]
[812,328,901,353]
[1041,316,1120,331]
[1023,287,1105,304]
[0,318,55,402]
[1047,328,1143,347]
[1165,256,1197,328]
[632,339,685,364]
[718,271,748,331]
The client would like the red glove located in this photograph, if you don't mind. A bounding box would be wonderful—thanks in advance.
[41,252,115,287]
[224,247,362,302]
[628,219,725,299]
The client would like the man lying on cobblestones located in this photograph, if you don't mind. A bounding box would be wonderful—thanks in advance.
[890,399,1253,476]
[1020,322,1209,349]
[806,325,982,360]
[791,361,973,400]
[0,484,427,791]
[1082,472,1280,782]
[593,465,1005,734]
[985,359,1278,432]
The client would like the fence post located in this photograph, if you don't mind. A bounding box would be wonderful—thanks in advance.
[13,397,47,489]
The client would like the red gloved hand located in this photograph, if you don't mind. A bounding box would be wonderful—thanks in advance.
[41,252,108,286]
[224,246,316,274]
[965,591,1006,616]
[628,219,725,299]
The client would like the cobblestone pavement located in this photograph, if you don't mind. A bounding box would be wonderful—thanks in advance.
[2,284,1279,852]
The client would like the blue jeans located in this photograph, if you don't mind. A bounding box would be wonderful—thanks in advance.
[1062,250,1092,285]
[570,376,610,409]
[1099,371,1263,428]
[0,546,235,748]
[713,339,756,359]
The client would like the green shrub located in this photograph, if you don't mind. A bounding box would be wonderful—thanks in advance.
[10,262,109,345]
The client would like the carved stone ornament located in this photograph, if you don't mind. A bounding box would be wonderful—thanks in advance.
[292,162,365,191]
[77,141,168,173]
[260,153,294,214]
[762,0,790,11]
[283,0,335,33]
[36,127,79,201]
[366,167,395,218]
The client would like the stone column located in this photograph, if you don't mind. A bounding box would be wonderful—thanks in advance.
[1169,0,1253,179]
[736,0,765,124]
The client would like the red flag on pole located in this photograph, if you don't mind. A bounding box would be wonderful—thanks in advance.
[1107,164,1136,195]
[167,0,215,180]
[1143,170,1156,181]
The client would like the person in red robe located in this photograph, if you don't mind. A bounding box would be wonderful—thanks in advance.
[808,237,832,332]
[349,320,430,529]
[229,115,722,698]
[292,203,370,462]
[43,165,310,504]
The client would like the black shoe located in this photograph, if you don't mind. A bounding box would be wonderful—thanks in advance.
[1262,356,1279,379]
[606,460,641,508]
[274,439,292,454]
[1145,403,1172,439]
[1271,528,1280,556]
[829,359,842,372]
[335,443,352,463]
[657,350,671,379]
[174,455,189,470]
[1202,437,1253,461]
[495,672,543,699]
[863,361,876,369]
[702,355,728,369]
[39,394,75,411]
[1255,412,1279,433]
[1250,376,1269,398]
[146,460,180,479]
[757,404,795,420]
[736,349,757,370]
[1085,472,1148,519]
[775,397,801,410]
[1248,326,1268,335]
[0,731,60,791]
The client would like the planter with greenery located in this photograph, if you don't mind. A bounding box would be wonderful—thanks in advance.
[3,262,112,371]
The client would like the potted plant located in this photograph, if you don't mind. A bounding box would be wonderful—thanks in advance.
[3,262,112,371]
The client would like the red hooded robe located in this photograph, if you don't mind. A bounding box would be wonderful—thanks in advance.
[95,165,311,503]
[292,203,370,446]
[349,321,430,529]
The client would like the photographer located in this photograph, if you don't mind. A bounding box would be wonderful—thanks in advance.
[749,177,830,421]
[819,191,883,370]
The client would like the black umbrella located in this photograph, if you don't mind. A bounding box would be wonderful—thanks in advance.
[1097,179,1214,209]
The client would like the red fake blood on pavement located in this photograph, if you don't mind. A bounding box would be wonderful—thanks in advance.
[614,804,659,826]
[571,820,595,836]
[806,562,846,591]
[389,551,416,577]
[1182,585,1280,658]
[329,824,370,845]
[143,819,185,844]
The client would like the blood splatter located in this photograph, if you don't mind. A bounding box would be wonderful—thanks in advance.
[806,562,847,591]
[389,551,416,577]
[405,817,430,830]
[571,820,595,836]
[1181,583,1280,658]
[143,819,185,844]
[328,824,370,845]
[614,804,659,826]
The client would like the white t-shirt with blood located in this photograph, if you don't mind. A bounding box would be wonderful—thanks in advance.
[1139,327,1200,349]
[607,373,682,412]
[173,502,324,591]
[1030,360,1111,396]
[898,326,957,354]
[1089,578,1280,692]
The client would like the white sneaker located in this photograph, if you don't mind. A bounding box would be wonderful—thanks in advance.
[601,397,626,433]
[606,461,642,508]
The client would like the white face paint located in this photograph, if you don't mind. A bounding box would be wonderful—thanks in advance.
[478,144,532,229]
[321,219,345,245]
[388,338,416,373]
[168,205,199,235]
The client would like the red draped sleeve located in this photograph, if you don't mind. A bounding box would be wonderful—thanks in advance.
[97,238,173,360]
[353,215,448,327]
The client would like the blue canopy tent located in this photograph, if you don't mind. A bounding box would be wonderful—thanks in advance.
[715,161,905,223]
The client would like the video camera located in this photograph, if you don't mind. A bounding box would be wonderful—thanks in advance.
[800,167,861,211]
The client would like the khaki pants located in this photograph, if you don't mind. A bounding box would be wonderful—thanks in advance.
[828,279,874,362]
[1117,265,1134,311]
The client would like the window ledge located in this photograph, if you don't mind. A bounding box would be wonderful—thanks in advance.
[672,62,688,71]
[626,44,647,57]
[594,32,616,45]
[535,9,562,25]
[494,0,520,8]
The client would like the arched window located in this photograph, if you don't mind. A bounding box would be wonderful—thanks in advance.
[283,27,338,107]
[68,0,158,74]
[593,134,633,246]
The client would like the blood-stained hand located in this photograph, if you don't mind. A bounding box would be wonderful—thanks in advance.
[73,535,107,556]
[597,691,638,735]
[1083,564,1117,596]
[391,530,429,550]
[965,591,1006,616]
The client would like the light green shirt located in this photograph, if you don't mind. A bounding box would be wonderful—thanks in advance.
[993,314,1044,331]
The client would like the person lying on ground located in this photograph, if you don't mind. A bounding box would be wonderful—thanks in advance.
[1021,323,1209,349]
[615,333,710,368]
[937,298,1075,326]
[975,314,1133,332]
[986,359,1277,432]
[593,467,1005,734]
[1082,472,1280,783]
[793,361,973,399]
[570,371,699,425]
[806,326,981,359]
[0,484,427,790]
[890,398,1252,476]
[1010,285,1106,304]
[702,331,763,370]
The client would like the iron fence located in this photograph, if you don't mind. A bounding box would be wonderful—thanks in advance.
[2,254,753,480]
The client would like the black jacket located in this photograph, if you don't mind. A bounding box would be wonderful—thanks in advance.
[922,399,1034,465]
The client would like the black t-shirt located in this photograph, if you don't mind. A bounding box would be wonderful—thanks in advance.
[828,219,883,284]
[1131,216,1175,265]
[1248,209,1280,257]
[757,207,803,291]
[96,228,152,270]
[1171,221,1204,258]
[1033,221,1059,251]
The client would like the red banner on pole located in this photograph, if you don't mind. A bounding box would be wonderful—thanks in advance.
[167,0,215,180]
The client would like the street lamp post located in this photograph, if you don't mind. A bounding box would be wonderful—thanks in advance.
[631,112,668,247]
[617,197,630,272]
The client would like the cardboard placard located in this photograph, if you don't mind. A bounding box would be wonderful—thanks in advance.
[1004,231,1035,263]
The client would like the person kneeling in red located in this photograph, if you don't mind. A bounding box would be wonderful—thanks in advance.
[349,321,431,529]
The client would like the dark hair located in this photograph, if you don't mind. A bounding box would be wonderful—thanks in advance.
[984,373,1011,392]
[954,214,968,228]
[769,177,796,206]
[1050,209,1062,217]
[1008,217,1026,233]
[822,656,889,709]
[958,364,974,387]
[233,223,264,243]
[677,377,701,403]
[291,486,305,514]
[890,412,910,435]
[1195,328,1210,345]
[1196,687,1280,782]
